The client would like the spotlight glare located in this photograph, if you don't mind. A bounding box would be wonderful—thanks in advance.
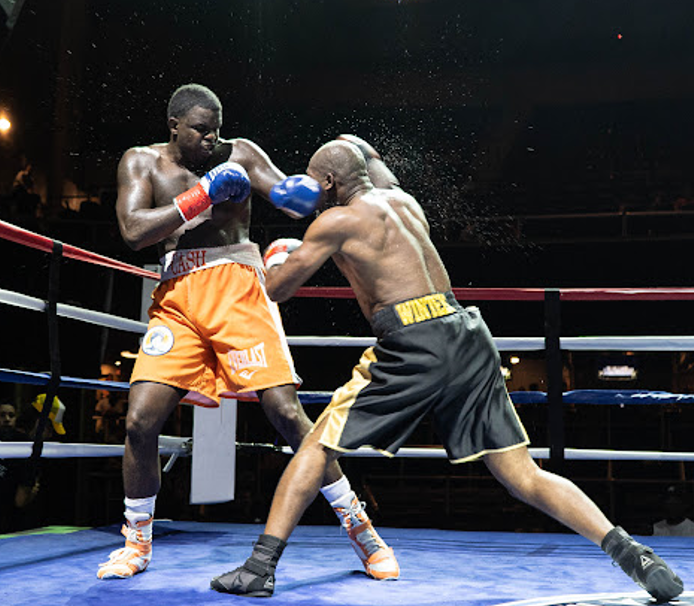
[0,116,11,133]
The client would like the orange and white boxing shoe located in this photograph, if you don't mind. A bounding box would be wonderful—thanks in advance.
[97,516,152,579]
[334,497,400,580]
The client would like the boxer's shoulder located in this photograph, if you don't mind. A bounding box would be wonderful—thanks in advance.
[125,142,165,159]
[117,145,162,184]
[119,144,165,173]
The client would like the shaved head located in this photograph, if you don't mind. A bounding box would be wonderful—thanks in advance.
[308,141,368,183]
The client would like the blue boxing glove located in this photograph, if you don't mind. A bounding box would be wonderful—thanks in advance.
[270,175,321,219]
[203,161,251,204]
[174,161,251,222]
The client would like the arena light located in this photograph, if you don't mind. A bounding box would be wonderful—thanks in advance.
[0,115,11,133]
[120,350,139,359]
[510,355,520,365]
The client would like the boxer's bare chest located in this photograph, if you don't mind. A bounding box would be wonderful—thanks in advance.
[151,154,250,254]
[150,159,201,209]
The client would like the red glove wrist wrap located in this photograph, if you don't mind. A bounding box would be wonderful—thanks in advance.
[173,183,212,222]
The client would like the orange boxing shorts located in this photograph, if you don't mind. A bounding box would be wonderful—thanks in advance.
[130,243,301,406]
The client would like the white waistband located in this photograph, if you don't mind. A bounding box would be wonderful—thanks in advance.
[160,243,263,282]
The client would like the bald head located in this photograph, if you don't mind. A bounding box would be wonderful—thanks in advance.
[308,141,369,187]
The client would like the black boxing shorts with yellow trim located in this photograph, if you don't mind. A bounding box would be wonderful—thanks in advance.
[314,292,529,462]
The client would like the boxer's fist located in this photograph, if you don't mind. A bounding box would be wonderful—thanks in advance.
[201,161,251,204]
[270,175,321,219]
[263,238,302,270]
[336,134,381,161]
[174,161,251,222]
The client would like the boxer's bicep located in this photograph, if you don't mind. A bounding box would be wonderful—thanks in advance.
[116,149,157,245]
[116,148,183,251]
[117,149,153,214]
[230,138,286,199]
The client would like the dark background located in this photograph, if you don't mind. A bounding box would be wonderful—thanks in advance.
[1,1,693,532]
[3,1,694,262]
[2,1,694,366]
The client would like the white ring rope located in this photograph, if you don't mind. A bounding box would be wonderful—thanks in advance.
[274,445,694,462]
[287,335,694,351]
[0,288,148,334]
[1,441,693,462]
[4,284,694,352]
[0,436,191,459]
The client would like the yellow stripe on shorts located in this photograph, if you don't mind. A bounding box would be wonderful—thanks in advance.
[316,347,377,450]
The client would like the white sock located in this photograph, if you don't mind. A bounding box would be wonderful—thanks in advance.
[124,495,156,524]
[320,476,356,509]
[124,496,155,542]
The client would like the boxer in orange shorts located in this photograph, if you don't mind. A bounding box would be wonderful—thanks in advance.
[132,246,299,406]
[97,84,398,582]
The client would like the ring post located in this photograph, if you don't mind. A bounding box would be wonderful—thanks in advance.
[544,288,564,472]
[29,240,63,478]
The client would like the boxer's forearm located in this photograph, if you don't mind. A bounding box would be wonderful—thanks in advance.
[336,134,399,189]
[265,248,326,302]
[117,204,185,251]
[364,157,400,190]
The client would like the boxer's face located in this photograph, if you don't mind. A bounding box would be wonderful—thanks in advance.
[170,105,221,165]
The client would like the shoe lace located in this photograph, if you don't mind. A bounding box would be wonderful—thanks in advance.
[341,500,385,557]
[335,499,367,531]
[121,517,152,544]
[354,525,384,558]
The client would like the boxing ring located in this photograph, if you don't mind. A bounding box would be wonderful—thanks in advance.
[0,218,693,606]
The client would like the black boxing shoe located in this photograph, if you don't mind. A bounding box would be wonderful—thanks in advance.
[210,558,276,597]
[210,534,287,598]
[601,526,684,603]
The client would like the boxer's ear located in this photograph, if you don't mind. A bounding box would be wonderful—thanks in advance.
[324,173,335,190]
[168,116,179,137]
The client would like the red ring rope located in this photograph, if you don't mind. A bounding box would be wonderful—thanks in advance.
[4,219,694,301]
[293,286,694,301]
[0,220,160,280]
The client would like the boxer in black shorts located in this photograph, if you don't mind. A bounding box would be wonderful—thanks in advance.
[321,292,528,461]
[210,135,684,601]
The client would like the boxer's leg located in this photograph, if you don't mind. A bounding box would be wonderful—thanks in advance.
[98,381,184,580]
[258,385,399,580]
[258,384,343,484]
[123,381,185,497]
[266,418,338,540]
[484,446,683,601]
[211,419,338,596]
[484,445,611,543]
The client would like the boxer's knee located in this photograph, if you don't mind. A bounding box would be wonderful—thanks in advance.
[125,383,181,445]
[125,407,159,445]
[259,386,313,450]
